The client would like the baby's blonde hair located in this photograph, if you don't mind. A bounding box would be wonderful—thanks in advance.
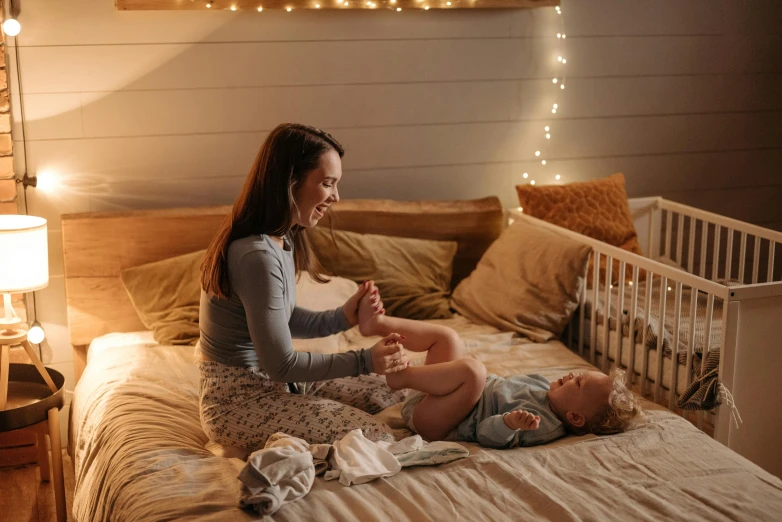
[587,368,641,435]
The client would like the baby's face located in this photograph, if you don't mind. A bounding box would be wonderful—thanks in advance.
[548,371,612,422]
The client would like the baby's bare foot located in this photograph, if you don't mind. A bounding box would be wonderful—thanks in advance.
[358,290,384,337]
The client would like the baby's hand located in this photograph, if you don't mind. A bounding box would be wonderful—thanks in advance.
[504,410,540,431]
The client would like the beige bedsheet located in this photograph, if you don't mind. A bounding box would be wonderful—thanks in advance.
[71,316,782,522]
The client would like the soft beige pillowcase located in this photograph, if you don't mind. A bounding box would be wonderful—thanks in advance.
[120,249,205,346]
[450,216,591,342]
[308,227,458,320]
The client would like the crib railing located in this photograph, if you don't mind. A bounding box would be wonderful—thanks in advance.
[506,200,782,437]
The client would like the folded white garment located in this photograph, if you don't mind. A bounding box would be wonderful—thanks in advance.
[325,429,401,486]
[237,446,315,516]
[377,435,470,467]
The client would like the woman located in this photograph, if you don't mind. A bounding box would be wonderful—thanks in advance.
[198,123,411,451]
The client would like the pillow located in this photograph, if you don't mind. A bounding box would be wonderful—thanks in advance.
[308,227,458,320]
[450,217,591,342]
[516,173,642,282]
[120,250,205,346]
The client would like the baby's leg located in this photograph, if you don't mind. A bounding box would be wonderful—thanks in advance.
[397,358,487,441]
[359,291,463,365]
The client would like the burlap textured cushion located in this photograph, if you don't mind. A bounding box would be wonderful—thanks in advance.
[120,250,205,345]
[450,218,591,342]
[516,173,643,283]
[308,227,458,320]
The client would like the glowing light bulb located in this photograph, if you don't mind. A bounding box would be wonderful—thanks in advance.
[545,133,551,139]
[552,78,558,84]
[230,5,237,10]
[629,281,634,286]
[206,2,212,7]
[287,6,292,10]
[36,170,59,192]
[557,33,562,39]
[560,84,565,89]
[397,6,402,10]
[257,6,263,10]
[447,1,451,4]
[562,59,567,64]
[316,3,320,6]
[555,174,561,180]
[544,126,550,131]
[530,180,536,185]
[557,56,563,62]
[424,5,429,8]
[551,109,557,114]
[535,151,540,157]
[562,34,566,39]
[523,172,528,179]
[553,103,558,109]
[541,160,547,165]
[28,324,45,344]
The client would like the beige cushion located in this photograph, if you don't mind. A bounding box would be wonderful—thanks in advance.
[450,217,591,342]
[308,227,458,320]
[120,250,205,346]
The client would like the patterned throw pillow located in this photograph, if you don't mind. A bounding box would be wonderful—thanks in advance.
[516,173,643,283]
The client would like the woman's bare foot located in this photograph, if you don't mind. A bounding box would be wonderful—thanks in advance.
[358,289,386,337]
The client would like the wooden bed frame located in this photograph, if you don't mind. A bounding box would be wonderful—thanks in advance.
[61,197,505,383]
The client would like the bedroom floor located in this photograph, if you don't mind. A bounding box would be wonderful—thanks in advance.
[0,450,75,522]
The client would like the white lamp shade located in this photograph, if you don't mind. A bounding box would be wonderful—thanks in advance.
[0,215,49,293]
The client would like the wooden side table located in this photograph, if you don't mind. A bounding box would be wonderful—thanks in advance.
[0,359,66,522]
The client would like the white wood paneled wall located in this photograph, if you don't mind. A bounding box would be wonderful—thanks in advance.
[5,0,781,423]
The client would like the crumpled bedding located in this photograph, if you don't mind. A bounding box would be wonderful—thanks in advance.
[71,316,782,522]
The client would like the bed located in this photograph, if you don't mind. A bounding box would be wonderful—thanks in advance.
[63,198,782,521]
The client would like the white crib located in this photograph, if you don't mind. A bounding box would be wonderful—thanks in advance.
[508,198,782,478]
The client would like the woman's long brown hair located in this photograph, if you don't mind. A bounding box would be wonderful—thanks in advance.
[201,123,344,299]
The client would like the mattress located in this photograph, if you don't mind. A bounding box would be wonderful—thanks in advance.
[71,316,782,522]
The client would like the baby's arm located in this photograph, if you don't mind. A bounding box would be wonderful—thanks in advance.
[475,410,540,449]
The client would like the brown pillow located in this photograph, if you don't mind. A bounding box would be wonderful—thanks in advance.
[450,217,591,342]
[516,173,642,283]
[120,250,205,345]
[308,227,458,320]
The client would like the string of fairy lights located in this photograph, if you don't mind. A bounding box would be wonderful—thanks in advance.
[522,3,566,188]
[205,0,447,10]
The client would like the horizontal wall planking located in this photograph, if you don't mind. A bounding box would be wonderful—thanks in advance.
[12,0,749,47]
[18,113,782,180]
[658,186,782,227]
[15,35,782,95]
[12,75,782,141]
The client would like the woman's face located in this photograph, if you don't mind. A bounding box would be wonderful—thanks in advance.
[293,148,342,228]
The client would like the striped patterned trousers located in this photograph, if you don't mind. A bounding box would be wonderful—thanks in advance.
[198,360,408,451]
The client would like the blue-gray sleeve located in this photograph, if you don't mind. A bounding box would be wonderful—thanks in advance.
[476,414,520,449]
[289,306,351,339]
[232,250,374,382]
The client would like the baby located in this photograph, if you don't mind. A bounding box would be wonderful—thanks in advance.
[356,289,641,448]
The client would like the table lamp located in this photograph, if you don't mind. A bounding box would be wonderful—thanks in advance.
[0,214,57,410]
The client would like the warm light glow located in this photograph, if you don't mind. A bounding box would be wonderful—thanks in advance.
[315,3,320,6]
[553,103,558,109]
[287,6,293,10]
[397,6,402,10]
[230,5,237,10]
[555,174,561,180]
[35,170,59,192]
[668,287,672,292]
[517,206,523,212]
[541,160,547,165]
[551,109,557,113]
[523,172,528,179]
[544,126,550,131]
[0,216,49,294]
[629,281,634,286]
[390,0,396,3]
[206,3,212,7]
[562,58,567,64]
[560,84,565,89]
[552,78,558,84]
[545,133,551,139]
[28,325,45,344]
[257,5,263,10]
[557,56,563,62]
[530,180,536,185]
[424,5,429,8]
[2,19,21,37]
[557,33,562,38]
[447,1,451,4]
[562,34,567,39]
[535,151,541,157]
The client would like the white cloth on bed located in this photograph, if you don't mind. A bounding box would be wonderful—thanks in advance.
[377,435,470,467]
[238,446,315,515]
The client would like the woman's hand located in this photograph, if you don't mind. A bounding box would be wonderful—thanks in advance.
[371,333,410,375]
[343,280,384,327]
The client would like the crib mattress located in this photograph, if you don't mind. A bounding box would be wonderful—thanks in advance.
[71,316,782,522]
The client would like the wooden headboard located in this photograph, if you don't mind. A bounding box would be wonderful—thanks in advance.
[62,197,504,381]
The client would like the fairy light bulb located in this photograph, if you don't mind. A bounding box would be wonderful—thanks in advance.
[557,56,563,62]
[552,109,557,113]
[257,5,263,10]
[424,5,429,8]
[562,59,567,64]
[552,78,558,84]
[530,180,536,185]
[206,2,212,7]
[544,126,550,132]
[561,34,566,39]
[555,174,561,180]
[541,160,547,165]
[535,151,541,157]
[28,324,45,344]
[545,133,551,139]
[230,4,237,10]
[523,173,529,179]
[397,6,402,10]
[557,33,562,38]
[315,3,320,6]
[447,1,451,4]
[560,84,565,89]
[553,103,558,109]
[287,6,292,10]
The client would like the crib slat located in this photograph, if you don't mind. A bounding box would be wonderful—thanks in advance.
[712,224,721,281]
[685,286,698,391]
[647,208,655,258]
[654,276,668,404]
[687,217,696,274]
[769,241,776,283]
[578,277,586,357]
[676,214,684,265]
[602,257,614,373]
[697,294,716,430]
[627,266,640,386]
[640,269,653,397]
[664,210,672,259]
[699,221,708,279]
[738,232,747,283]
[725,228,734,281]
[669,282,683,410]
[615,261,626,373]
[752,236,761,284]
[590,253,600,366]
